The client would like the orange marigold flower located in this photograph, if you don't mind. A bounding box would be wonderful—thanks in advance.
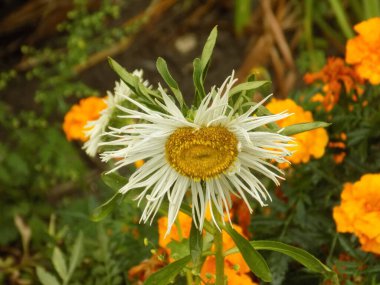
[128,249,166,283]
[158,212,192,249]
[333,174,380,254]
[62,96,107,142]
[304,57,364,111]
[158,213,253,277]
[266,98,329,167]
[231,195,251,238]
[329,132,347,164]
[346,17,380,85]
[201,256,258,285]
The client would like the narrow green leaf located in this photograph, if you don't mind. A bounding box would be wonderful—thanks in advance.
[281,122,331,136]
[36,267,61,285]
[144,255,191,285]
[251,241,331,274]
[108,57,160,104]
[189,221,203,268]
[91,192,124,222]
[193,58,206,104]
[192,26,218,105]
[256,104,280,131]
[224,240,338,283]
[156,57,186,110]
[67,232,84,279]
[328,0,354,39]
[52,247,68,281]
[251,241,339,284]
[101,172,128,191]
[228,81,270,98]
[223,224,272,282]
[91,172,128,221]
[200,26,218,72]
[167,239,189,260]
[337,235,361,260]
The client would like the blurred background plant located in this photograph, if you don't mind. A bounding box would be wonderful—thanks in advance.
[1,0,380,284]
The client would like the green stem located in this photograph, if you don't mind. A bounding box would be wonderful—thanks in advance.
[326,233,338,265]
[314,14,345,52]
[186,270,194,285]
[214,226,224,285]
[304,0,314,52]
[328,0,354,39]
[280,206,296,239]
[364,0,380,19]
[304,0,318,71]
[349,0,363,20]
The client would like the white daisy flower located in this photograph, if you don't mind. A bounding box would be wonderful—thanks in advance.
[83,70,146,157]
[101,72,293,234]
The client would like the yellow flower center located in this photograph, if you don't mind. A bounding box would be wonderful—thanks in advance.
[165,126,238,180]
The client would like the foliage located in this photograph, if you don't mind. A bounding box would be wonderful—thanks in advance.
[1,0,380,285]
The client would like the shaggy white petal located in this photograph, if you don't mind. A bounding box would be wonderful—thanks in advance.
[83,70,146,157]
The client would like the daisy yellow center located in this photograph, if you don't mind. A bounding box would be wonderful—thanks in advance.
[165,126,238,180]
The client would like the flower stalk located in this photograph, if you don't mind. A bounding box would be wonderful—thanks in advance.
[214,225,224,285]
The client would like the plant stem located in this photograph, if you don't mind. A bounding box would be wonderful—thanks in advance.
[326,233,338,265]
[214,226,224,285]
[349,0,363,20]
[186,269,194,285]
[364,0,380,19]
[328,0,354,39]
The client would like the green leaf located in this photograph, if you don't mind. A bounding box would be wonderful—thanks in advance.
[101,172,128,191]
[108,57,160,105]
[200,26,217,74]
[255,104,280,131]
[225,240,338,283]
[228,81,270,98]
[36,267,61,285]
[91,172,128,221]
[250,241,339,284]
[251,241,331,274]
[281,122,331,136]
[193,58,206,104]
[223,224,272,282]
[193,26,218,105]
[156,57,186,110]
[52,247,68,281]
[67,231,83,279]
[144,255,191,285]
[167,239,189,260]
[91,192,124,222]
[189,221,203,268]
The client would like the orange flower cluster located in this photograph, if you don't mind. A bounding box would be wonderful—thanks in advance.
[304,57,363,111]
[333,174,380,254]
[128,249,166,284]
[266,98,328,167]
[346,17,380,85]
[62,96,107,141]
[329,133,347,164]
[158,213,257,284]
